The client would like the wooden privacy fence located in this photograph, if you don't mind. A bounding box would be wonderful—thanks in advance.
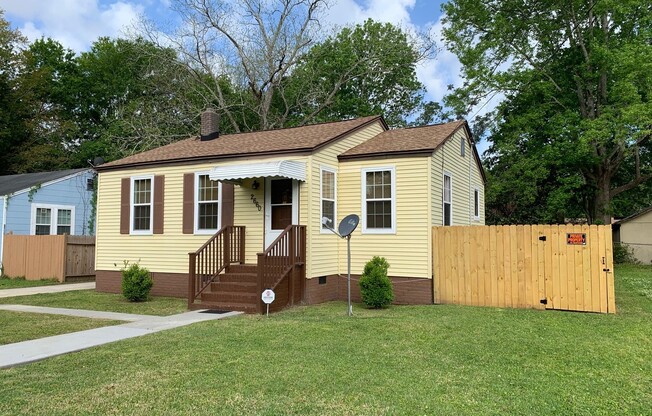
[2,234,95,282]
[432,225,615,314]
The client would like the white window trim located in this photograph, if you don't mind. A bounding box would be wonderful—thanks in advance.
[30,203,76,236]
[443,172,453,226]
[320,165,337,234]
[130,175,154,235]
[194,171,222,235]
[473,187,480,221]
[361,166,396,234]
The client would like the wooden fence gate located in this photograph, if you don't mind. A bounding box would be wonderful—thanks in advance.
[432,225,615,313]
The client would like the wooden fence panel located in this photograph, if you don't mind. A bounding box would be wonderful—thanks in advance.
[2,234,95,282]
[432,225,615,314]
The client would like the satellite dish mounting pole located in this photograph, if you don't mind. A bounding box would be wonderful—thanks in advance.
[347,234,352,317]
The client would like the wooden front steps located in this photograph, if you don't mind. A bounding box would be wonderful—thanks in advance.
[190,264,259,314]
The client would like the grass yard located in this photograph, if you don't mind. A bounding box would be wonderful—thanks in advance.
[0,264,650,415]
[0,290,187,316]
[0,311,121,345]
[0,276,59,289]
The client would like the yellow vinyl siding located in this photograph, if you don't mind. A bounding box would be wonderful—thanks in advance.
[96,156,308,273]
[306,122,386,279]
[431,128,485,226]
[338,157,431,279]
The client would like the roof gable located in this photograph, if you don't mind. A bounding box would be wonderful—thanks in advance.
[339,120,486,183]
[615,206,652,224]
[98,116,385,171]
[0,169,88,196]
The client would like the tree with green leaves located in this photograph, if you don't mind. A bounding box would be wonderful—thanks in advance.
[0,11,30,175]
[443,0,652,224]
[285,19,430,127]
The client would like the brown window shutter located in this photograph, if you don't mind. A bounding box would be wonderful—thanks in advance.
[221,183,234,227]
[182,173,194,234]
[120,178,130,234]
[153,175,165,234]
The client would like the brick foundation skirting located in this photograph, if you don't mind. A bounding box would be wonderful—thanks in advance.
[304,274,433,305]
[97,270,433,305]
[96,270,188,298]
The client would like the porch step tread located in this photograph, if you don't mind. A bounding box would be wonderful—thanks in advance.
[211,281,257,292]
[219,273,258,283]
[201,291,258,303]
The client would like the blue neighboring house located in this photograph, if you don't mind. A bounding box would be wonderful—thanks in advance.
[0,169,96,267]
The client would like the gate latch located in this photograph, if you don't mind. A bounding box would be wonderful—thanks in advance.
[540,298,548,305]
[539,236,547,241]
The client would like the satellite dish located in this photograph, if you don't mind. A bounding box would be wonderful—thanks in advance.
[92,157,105,166]
[338,214,359,238]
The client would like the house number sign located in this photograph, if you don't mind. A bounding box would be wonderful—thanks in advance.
[250,194,262,211]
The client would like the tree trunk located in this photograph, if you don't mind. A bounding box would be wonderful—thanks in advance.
[594,174,611,225]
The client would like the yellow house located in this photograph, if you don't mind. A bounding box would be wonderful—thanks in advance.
[95,111,486,312]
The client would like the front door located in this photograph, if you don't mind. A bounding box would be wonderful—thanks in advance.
[265,178,298,248]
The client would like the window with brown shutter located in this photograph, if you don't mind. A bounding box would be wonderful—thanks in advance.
[120,178,130,234]
[182,173,194,234]
[153,175,164,234]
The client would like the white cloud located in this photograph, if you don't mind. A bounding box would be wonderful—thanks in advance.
[2,0,143,52]
[321,0,416,28]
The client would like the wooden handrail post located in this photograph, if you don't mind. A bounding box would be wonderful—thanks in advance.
[257,253,265,314]
[289,227,296,305]
[224,226,231,267]
[188,252,196,308]
[240,227,246,264]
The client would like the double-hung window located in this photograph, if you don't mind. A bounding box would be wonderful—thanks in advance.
[443,173,452,226]
[32,204,74,235]
[320,166,336,232]
[195,172,221,233]
[362,167,395,234]
[131,176,153,234]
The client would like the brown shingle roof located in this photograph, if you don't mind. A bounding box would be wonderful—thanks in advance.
[98,115,384,171]
[339,120,467,159]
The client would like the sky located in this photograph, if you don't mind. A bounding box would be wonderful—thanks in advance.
[0,0,493,153]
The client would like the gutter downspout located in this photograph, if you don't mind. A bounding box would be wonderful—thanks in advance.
[0,196,7,269]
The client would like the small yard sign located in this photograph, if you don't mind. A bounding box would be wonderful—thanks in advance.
[261,289,275,317]
[566,233,586,245]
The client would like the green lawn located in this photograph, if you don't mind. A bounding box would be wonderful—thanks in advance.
[0,290,188,316]
[0,265,650,415]
[0,311,121,345]
[0,276,59,289]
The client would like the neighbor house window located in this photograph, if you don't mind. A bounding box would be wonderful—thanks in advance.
[443,173,452,226]
[195,172,221,233]
[131,176,153,233]
[321,166,336,232]
[31,204,75,235]
[362,167,396,233]
[461,137,466,157]
[474,188,480,220]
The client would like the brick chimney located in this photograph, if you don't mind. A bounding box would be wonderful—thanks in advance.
[200,108,220,141]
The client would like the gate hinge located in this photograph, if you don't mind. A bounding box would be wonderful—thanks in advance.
[539,236,547,241]
[540,298,548,305]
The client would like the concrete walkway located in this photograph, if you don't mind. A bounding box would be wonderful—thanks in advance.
[0,282,95,298]
[0,305,242,369]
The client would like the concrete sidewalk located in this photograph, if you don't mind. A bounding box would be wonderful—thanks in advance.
[0,305,241,369]
[0,282,95,298]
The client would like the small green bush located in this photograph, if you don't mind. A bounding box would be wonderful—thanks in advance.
[359,256,394,309]
[614,243,638,264]
[121,262,153,302]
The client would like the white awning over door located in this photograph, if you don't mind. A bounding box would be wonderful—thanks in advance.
[208,160,307,182]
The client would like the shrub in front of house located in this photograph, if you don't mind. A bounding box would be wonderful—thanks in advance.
[613,242,638,264]
[121,262,153,302]
[359,256,394,308]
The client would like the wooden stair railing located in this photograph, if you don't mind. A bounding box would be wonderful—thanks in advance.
[256,225,307,313]
[188,225,245,308]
